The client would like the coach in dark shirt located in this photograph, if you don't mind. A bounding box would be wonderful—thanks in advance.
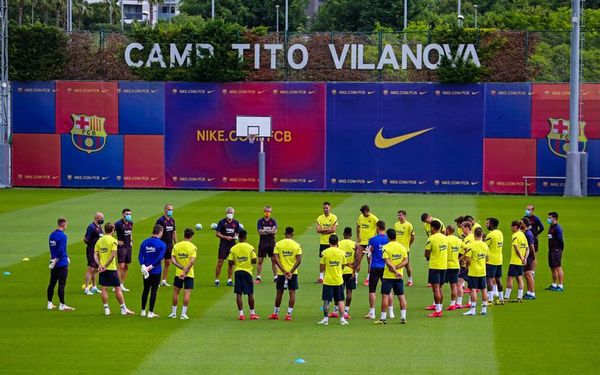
[83,212,104,295]
[546,212,565,292]
[523,204,544,252]
[214,207,241,287]
[156,204,177,287]
[115,208,134,291]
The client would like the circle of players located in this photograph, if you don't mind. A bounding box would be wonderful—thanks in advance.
[46,202,566,325]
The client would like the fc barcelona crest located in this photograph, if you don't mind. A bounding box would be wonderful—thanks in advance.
[546,118,587,158]
[70,114,107,154]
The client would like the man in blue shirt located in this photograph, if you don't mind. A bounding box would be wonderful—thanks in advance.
[83,212,104,295]
[360,220,391,319]
[115,208,134,292]
[139,224,167,318]
[522,217,537,300]
[546,212,565,291]
[47,218,75,311]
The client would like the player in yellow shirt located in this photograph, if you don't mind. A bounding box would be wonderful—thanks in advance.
[356,205,379,286]
[94,223,134,316]
[505,221,529,302]
[457,221,474,306]
[375,229,409,324]
[420,213,445,238]
[337,227,357,319]
[227,230,259,320]
[315,201,338,283]
[269,227,302,321]
[318,235,349,326]
[169,228,197,320]
[444,225,462,310]
[485,217,505,305]
[424,221,448,318]
[394,210,415,286]
[462,228,490,316]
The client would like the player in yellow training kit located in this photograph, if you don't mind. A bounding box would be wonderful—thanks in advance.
[318,235,349,326]
[463,227,490,316]
[269,227,302,321]
[315,201,338,283]
[228,230,259,320]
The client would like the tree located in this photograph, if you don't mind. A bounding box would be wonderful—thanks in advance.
[74,0,90,29]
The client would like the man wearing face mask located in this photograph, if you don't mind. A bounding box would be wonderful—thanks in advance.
[156,204,177,287]
[83,212,104,295]
[255,206,278,284]
[215,207,241,287]
[546,212,564,291]
[523,205,544,255]
[115,208,134,292]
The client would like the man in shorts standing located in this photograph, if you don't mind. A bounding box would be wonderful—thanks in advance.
[115,208,134,292]
[228,230,259,320]
[215,207,241,287]
[425,220,448,317]
[546,212,565,291]
[375,229,408,324]
[463,228,489,316]
[318,235,349,326]
[315,202,338,283]
[94,223,134,316]
[169,228,197,319]
[156,204,177,287]
[269,227,302,321]
[83,212,103,295]
[338,227,357,319]
[256,206,278,284]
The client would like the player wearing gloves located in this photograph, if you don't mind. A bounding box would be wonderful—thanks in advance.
[138,225,167,318]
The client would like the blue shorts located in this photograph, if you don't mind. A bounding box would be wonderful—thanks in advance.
[322,284,345,303]
[381,278,404,295]
[343,274,356,290]
[508,265,524,277]
[99,270,120,287]
[276,274,298,290]
[444,269,459,284]
[428,269,446,285]
[468,276,487,290]
[173,276,194,289]
[458,267,468,280]
[486,264,502,279]
[234,271,254,295]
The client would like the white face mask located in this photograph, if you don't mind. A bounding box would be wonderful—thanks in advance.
[226,213,234,220]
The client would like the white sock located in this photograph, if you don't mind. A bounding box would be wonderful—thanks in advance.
[435,304,442,313]
[450,300,456,306]
[355,273,359,280]
[103,304,109,309]
[324,316,329,322]
[182,306,188,315]
[499,291,504,300]
[488,290,495,300]
[120,303,127,310]
[380,312,387,320]
[334,306,339,313]
[558,284,563,289]
[239,310,244,316]
[401,309,407,319]
[274,307,280,314]
[388,306,394,315]
[59,303,65,309]
[171,306,177,314]
[287,307,293,315]
[457,296,463,305]
[227,279,232,283]
[319,272,324,279]
[517,289,523,299]
[120,284,125,288]
[493,284,498,294]
[366,273,370,280]
[408,276,413,282]
[344,306,350,313]
[256,275,261,280]
[369,307,375,316]
[470,302,476,313]
[47,301,53,308]
[215,279,219,283]
[250,309,256,315]
[505,288,512,299]
[552,283,557,287]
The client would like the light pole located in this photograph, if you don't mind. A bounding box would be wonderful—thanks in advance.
[211,0,215,20]
[121,0,124,30]
[66,0,72,31]
[403,0,407,31]
[474,5,478,28]
[276,4,279,42]
[285,0,288,33]
[457,0,462,27]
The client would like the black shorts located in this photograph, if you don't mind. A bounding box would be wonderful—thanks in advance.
[117,246,132,264]
[219,242,234,260]
[381,278,404,295]
[234,271,254,295]
[86,249,98,268]
[468,276,487,290]
[164,244,173,260]
[343,274,356,290]
[508,264,524,277]
[173,276,194,289]
[258,240,275,258]
[445,269,459,284]
[458,267,468,280]
[548,249,563,268]
[524,255,536,272]
[428,269,446,285]
[276,274,298,290]
[486,264,503,279]
[368,268,384,293]
[319,244,329,257]
[322,284,345,303]
[99,270,120,287]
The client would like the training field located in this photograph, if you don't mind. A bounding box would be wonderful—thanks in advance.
[0,189,598,374]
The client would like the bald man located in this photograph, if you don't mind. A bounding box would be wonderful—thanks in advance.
[83,212,104,295]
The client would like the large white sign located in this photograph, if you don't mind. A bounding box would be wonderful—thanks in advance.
[124,43,480,70]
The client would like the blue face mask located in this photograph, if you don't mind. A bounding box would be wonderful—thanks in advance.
[546,218,553,224]
[525,209,531,216]
[125,214,132,222]
[167,210,173,217]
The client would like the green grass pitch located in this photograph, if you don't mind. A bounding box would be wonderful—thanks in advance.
[0,188,599,374]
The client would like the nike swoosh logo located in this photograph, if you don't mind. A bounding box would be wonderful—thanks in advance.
[308,90,317,94]
[308,179,316,183]
[207,90,215,94]
[374,127,435,149]
[208,178,215,182]
[470,181,480,186]
[101,177,109,180]
[418,180,426,185]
